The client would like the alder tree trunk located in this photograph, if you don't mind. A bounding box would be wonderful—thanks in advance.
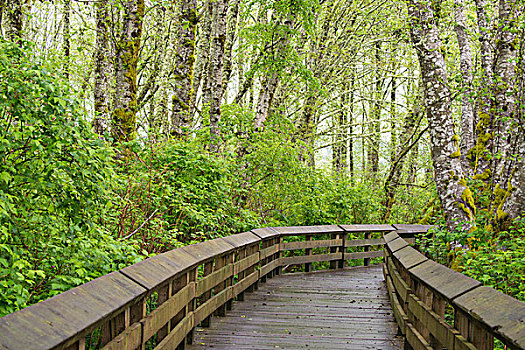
[192,0,212,117]
[454,0,475,169]
[207,0,229,152]
[406,0,474,230]
[112,0,144,143]
[93,0,110,136]
[5,0,23,42]
[171,0,198,138]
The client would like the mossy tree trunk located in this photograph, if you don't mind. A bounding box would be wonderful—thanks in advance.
[5,0,23,42]
[192,0,212,117]
[93,0,110,136]
[171,0,198,138]
[454,0,475,171]
[112,0,144,144]
[207,0,229,152]
[406,0,474,231]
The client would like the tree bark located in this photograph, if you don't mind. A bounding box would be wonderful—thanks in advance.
[63,0,71,80]
[207,0,229,152]
[93,0,110,136]
[112,0,145,143]
[406,0,474,230]
[454,0,475,170]
[5,0,23,42]
[192,0,212,117]
[171,0,198,138]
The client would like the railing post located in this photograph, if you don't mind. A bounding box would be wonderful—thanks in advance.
[277,236,283,275]
[200,261,214,327]
[305,234,313,272]
[338,231,345,269]
[364,232,371,266]
[186,268,197,346]
[237,247,247,300]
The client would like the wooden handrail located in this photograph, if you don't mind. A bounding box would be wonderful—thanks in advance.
[384,230,525,350]
[0,225,522,350]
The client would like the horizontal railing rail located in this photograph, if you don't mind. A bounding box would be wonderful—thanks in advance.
[0,224,522,350]
[384,230,525,350]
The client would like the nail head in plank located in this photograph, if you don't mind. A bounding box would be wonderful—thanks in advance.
[392,246,427,270]
[0,271,145,350]
[340,224,395,232]
[410,260,481,301]
[453,286,525,349]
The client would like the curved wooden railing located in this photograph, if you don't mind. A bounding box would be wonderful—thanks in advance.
[384,230,525,350]
[0,224,523,350]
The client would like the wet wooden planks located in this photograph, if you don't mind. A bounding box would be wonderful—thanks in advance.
[189,266,403,349]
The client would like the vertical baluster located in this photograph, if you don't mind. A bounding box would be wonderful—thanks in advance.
[305,234,313,272]
[157,283,172,342]
[364,231,371,266]
[199,260,213,327]
[237,247,247,300]
[186,268,197,345]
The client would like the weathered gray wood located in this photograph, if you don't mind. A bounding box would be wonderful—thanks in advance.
[189,266,403,350]
[281,252,343,265]
[393,224,433,233]
[251,227,280,239]
[120,249,195,290]
[345,250,384,260]
[273,225,344,235]
[392,246,427,270]
[406,323,433,350]
[221,232,261,249]
[409,260,480,301]
[281,238,342,250]
[340,224,395,232]
[195,265,232,297]
[387,237,409,253]
[156,313,195,350]
[142,283,195,341]
[345,238,384,247]
[384,231,400,243]
[181,239,234,262]
[233,252,259,276]
[454,286,525,349]
[259,243,279,259]
[0,272,146,350]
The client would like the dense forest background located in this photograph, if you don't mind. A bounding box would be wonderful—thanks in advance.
[0,0,523,316]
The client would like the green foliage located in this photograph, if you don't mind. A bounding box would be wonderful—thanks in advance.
[418,215,525,302]
[0,40,140,316]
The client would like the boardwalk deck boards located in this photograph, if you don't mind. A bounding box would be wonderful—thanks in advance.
[189,266,403,349]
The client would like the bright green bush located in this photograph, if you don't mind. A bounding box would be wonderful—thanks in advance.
[0,40,140,316]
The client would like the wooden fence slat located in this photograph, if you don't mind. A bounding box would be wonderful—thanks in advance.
[345,250,384,260]
[392,246,427,270]
[410,260,481,300]
[142,283,195,341]
[340,224,395,232]
[193,288,232,326]
[101,322,141,350]
[345,238,384,247]
[195,265,233,297]
[233,252,259,276]
[232,271,259,297]
[259,244,279,259]
[251,227,280,239]
[155,313,195,350]
[386,237,409,253]
[260,258,281,278]
[281,238,342,251]
[406,323,433,350]
[280,252,342,265]
[272,225,343,235]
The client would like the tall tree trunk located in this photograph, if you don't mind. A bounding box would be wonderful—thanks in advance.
[455,0,475,170]
[112,0,144,143]
[492,0,520,223]
[63,0,71,80]
[222,0,240,87]
[93,0,110,136]
[368,42,381,177]
[348,79,355,183]
[5,0,23,42]
[390,72,397,164]
[406,0,474,230]
[171,0,198,138]
[192,0,212,117]
[207,0,229,152]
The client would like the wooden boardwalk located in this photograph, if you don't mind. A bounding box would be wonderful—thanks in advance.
[189,265,403,349]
